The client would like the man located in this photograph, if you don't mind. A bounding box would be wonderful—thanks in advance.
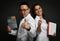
[16,2,36,41]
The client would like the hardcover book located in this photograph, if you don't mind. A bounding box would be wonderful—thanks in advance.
[48,22,57,36]
[7,16,17,29]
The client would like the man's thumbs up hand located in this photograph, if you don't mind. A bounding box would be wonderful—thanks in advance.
[22,18,30,30]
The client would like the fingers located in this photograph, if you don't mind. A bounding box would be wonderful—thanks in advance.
[22,18,27,28]
[22,18,30,29]
[22,23,30,29]
[53,33,56,36]
[24,18,30,26]
[38,20,42,25]
[25,23,30,29]
[39,20,42,23]
[7,26,12,32]
[37,20,42,32]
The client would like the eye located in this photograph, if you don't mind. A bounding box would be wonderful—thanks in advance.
[39,7,42,10]
[34,9,38,11]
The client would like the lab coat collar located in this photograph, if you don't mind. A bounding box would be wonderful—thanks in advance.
[25,13,31,18]
[35,16,43,21]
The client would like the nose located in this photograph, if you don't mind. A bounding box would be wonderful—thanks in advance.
[38,9,40,13]
[22,11,25,14]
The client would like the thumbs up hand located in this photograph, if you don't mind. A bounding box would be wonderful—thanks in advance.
[22,18,30,29]
[37,19,42,32]
[38,19,42,26]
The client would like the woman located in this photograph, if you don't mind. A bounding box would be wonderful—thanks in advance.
[32,3,49,41]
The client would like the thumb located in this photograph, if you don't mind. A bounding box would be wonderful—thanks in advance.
[24,18,27,22]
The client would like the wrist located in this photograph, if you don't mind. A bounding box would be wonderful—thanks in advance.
[26,27,31,31]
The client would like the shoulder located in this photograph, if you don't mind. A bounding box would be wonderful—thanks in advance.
[43,19,48,23]
[27,14,34,20]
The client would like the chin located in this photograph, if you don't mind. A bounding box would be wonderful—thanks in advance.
[37,14,41,16]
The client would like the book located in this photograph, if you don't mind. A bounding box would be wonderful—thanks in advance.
[7,16,17,29]
[48,22,57,36]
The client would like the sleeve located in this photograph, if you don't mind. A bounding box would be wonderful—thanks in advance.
[16,23,22,39]
[16,23,22,41]
[27,19,36,38]
[16,20,28,41]
[8,30,17,35]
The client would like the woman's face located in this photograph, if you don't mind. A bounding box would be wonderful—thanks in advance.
[34,5,43,16]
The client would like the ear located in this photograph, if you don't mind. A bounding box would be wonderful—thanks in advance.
[28,8,30,12]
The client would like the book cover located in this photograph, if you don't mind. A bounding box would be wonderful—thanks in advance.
[48,22,57,36]
[7,16,17,29]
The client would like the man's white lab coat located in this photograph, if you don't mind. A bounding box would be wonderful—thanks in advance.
[16,14,36,41]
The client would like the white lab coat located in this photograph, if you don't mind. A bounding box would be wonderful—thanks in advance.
[16,14,36,41]
[35,16,49,41]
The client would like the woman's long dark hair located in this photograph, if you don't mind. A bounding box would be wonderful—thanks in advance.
[31,3,45,19]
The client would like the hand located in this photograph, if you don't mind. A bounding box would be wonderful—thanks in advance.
[38,20,42,26]
[37,19,42,32]
[22,19,30,29]
[53,33,56,36]
[7,26,12,32]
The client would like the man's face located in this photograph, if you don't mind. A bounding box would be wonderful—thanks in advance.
[34,5,43,16]
[19,5,30,17]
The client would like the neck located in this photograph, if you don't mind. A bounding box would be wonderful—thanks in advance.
[39,15,43,19]
[23,13,29,17]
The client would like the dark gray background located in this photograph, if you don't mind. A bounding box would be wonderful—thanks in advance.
[0,0,60,41]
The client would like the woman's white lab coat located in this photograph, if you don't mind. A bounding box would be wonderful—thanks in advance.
[16,14,36,41]
[35,16,49,41]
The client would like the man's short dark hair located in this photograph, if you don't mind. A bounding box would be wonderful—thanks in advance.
[19,2,30,8]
